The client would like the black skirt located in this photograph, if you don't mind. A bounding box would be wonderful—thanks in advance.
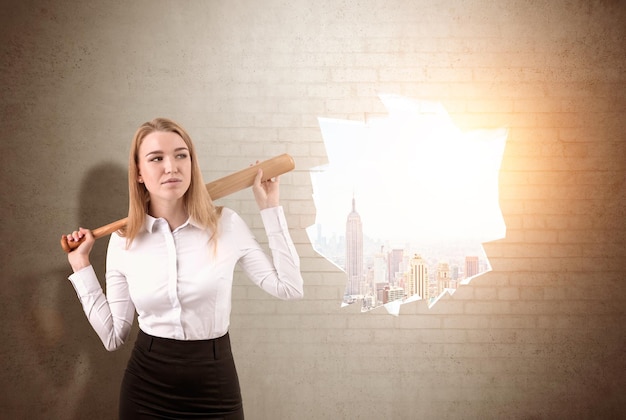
[119,330,244,419]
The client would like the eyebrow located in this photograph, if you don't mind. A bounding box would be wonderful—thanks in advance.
[145,147,190,158]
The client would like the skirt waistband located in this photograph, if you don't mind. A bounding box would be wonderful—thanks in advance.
[135,329,231,360]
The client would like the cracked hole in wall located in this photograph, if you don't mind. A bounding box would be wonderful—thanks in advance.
[307,95,508,315]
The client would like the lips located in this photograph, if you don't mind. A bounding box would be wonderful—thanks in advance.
[162,178,182,185]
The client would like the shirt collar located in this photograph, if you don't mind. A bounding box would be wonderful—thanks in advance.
[143,214,203,233]
[144,214,159,233]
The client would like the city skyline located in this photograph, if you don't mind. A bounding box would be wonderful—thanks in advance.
[307,95,508,314]
[309,195,491,313]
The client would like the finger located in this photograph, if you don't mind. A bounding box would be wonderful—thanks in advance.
[69,228,86,242]
[78,227,94,241]
[254,168,263,185]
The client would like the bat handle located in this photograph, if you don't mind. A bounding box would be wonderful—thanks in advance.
[60,236,74,253]
[60,218,128,253]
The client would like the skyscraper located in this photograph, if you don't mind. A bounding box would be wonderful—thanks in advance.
[465,256,479,279]
[372,247,387,286]
[387,248,404,286]
[345,197,363,297]
[436,261,451,295]
[408,254,429,300]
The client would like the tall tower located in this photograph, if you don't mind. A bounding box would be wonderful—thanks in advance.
[465,256,479,279]
[372,247,387,288]
[387,248,404,286]
[345,196,363,297]
[436,261,451,295]
[407,254,429,299]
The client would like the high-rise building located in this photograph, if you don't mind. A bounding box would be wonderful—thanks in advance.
[373,247,387,286]
[345,197,363,297]
[389,287,405,302]
[383,285,405,304]
[407,254,429,299]
[436,261,451,295]
[465,256,479,279]
[450,264,460,281]
[387,248,404,286]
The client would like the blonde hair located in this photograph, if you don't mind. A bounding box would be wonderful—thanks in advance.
[121,117,221,247]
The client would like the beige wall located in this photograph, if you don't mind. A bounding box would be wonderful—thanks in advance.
[1,1,625,419]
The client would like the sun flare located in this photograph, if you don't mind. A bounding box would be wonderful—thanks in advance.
[308,95,508,314]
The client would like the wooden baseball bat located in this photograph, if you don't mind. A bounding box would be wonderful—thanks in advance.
[60,153,295,253]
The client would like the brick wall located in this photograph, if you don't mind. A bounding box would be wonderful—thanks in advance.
[1,1,624,419]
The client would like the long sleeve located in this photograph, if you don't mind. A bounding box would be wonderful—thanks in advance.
[68,208,303,344]
[68,237,136,351]
[236,206,304,300]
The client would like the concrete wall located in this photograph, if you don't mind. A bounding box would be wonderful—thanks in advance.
[1,1,624,419]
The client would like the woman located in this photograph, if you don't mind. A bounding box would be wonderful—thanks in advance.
[64,117,304,419]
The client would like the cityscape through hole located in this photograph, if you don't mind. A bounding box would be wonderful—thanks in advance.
[307,95,508,315]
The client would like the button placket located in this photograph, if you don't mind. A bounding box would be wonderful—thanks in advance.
[161,221,184,339]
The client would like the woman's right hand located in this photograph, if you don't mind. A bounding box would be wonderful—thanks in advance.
[64,227,95,272]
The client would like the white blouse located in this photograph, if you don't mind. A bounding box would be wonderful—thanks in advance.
[68,206,303,351]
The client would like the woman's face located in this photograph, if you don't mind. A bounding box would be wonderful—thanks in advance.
[136,130,192,207]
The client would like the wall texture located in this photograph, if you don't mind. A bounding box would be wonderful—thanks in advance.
[1,1,624,419]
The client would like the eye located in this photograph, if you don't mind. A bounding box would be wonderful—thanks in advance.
[150,156,163,162]
[176,153,189,159]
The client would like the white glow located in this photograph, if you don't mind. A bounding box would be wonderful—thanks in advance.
[308,95,508,313]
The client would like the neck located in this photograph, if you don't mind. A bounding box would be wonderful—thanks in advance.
[149,199,188,230]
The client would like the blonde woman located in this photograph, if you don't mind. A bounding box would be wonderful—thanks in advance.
[64,118,303,419]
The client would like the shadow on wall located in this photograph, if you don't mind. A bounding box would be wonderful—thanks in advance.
[13,162,134,419]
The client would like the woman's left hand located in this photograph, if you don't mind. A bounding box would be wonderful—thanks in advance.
[252,162,280,210]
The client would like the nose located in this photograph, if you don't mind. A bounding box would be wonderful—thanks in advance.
[164,156,178,174]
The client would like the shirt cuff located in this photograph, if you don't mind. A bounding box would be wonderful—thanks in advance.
[68,265,102,296]
[260,206,289,234]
